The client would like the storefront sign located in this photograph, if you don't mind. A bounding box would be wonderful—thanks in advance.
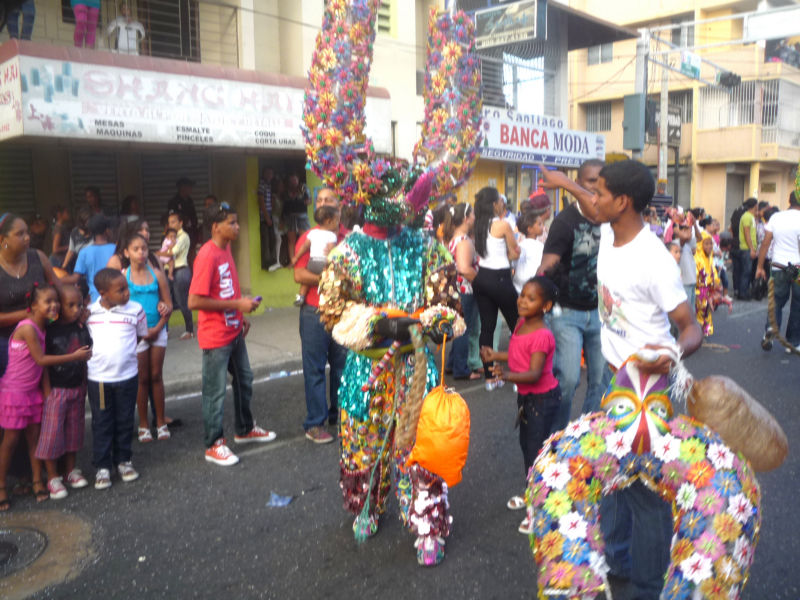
[6,55,391,152]
[0,56,24,141]
[480,106,605,168]
[474,1,542,50]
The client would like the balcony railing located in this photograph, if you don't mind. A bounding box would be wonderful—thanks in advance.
[1,0,239,67]
[698,78,800,148]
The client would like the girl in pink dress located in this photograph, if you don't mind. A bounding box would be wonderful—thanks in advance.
[0,285,91,510]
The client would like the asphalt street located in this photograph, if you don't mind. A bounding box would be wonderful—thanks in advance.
[2,299,799,599]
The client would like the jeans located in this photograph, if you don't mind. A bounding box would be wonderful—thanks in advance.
[598,363,674,598]
[738,251,754,299]
[87,376,138,470]
[299,304,347,429]
[766,268,800,345]
[172,266,194,334]
[473,267,518,378]
[73,4,99,48]
[447,293,477,377]
[202,332,254,447]
[546,307,606,432]
[260,220,277,268]
[518,386,560,476]
[467,303,482,372]
[6,0,35,39]
[600,482,672,599]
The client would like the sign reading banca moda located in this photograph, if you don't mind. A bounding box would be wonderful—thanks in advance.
[6,55,391,151]
[480,106,605,168]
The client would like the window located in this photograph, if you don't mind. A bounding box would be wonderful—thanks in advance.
[140,0,200,62]
[588,43,613,65]
[377,1,391,34]
[671,17,695,48]
[670,89,693,124]
[586,101,612,132]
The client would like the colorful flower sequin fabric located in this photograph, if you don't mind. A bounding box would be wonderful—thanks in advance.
[527,360,761,598]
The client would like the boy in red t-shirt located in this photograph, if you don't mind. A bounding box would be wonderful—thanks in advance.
[188,202,276,466]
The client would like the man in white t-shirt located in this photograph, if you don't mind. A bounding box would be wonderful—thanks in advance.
[756,190,800,351]
[540,160,702,599]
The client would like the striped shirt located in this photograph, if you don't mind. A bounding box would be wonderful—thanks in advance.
[257,179,272,219]
[86,299,147,382]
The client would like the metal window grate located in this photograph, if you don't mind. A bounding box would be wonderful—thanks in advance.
[586,101,611,132]
[377,1,391,33]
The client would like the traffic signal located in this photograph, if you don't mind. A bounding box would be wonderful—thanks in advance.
[717,71,741,88]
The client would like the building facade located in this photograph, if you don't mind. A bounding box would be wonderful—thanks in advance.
[0,0,429,305]
[567,0,800,225]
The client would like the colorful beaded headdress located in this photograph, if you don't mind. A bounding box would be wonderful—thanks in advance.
[302,0,482,226]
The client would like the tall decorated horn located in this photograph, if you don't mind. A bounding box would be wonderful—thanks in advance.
[302,0,388,206]
[412,8,483,203]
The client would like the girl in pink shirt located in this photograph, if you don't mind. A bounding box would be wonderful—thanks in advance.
[480,275,561,534]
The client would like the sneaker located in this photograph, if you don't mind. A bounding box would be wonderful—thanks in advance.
[95,468,112,490]
[518,516,533,535]
[179,332,195,341]
[293,294,305,307]
[205,438,239,466]
[761,328,774,351]
[66,469,89,489]
[234,425,277,444]
[48,477,68,500]
[267,263,282,272]
[117,461,139,483]
[305,426,334,444]
[785,345,800,355]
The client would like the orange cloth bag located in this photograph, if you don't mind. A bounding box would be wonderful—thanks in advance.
[407,343,470,487]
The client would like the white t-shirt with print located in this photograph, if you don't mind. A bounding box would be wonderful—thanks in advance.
[597,223,687,369]
[765,209,800,268]
[513,237,544,293]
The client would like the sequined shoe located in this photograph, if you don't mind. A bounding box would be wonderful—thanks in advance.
[415,535,445,566]
[352,513,379,540]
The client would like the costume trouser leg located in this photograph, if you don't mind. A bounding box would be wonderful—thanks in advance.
[338,360,451,565]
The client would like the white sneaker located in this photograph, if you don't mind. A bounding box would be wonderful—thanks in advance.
[48,477,68,500]
[117,461,140,483]
[95,468,112,490]
[205,438,240,466]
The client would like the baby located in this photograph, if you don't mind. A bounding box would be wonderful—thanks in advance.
[291,205,339,307]
[157,228,177,280]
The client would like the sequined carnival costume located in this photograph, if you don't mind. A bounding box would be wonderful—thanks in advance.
[302,1,482,566]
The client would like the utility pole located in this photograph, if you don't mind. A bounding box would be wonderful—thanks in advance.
[632,30,649,160]
[657,64,668,191]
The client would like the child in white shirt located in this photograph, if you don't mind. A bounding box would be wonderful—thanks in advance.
[291,205,339,307]
[85,268,148,490]
[513,209,545,294]
[106,2,145,55]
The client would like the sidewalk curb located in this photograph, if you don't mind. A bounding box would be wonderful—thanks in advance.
[164,357,304,399]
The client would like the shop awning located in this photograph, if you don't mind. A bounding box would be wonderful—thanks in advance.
[551,3,637,51]
[0,40,392,152]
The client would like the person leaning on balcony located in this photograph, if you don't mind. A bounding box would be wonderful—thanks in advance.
[106,2,145,56]
[72,0,101,49]
[5,0,36,40]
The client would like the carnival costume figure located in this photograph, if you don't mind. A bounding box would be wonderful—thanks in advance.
[302,1,482,566]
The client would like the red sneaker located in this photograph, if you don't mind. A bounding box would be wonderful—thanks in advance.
[205,438,239,466]
[234,425,277,444]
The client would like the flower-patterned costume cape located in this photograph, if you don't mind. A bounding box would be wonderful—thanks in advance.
[303,1,482,567]
[527,358,762,599]
[695,231,721,336]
